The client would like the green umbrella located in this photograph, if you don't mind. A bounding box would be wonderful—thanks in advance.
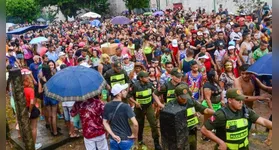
[143,12,152,16]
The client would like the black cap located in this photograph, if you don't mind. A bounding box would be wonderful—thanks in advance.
[234,23,240,28]
[77,57,85,63]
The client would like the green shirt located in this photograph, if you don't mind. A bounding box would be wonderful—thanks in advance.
[161,54,172,65]
[204,106,259,130]
[252,48,269,61]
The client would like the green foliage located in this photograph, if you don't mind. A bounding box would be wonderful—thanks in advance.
[6,0,40,23]
[123,0,150,10]
[35,0,110,19]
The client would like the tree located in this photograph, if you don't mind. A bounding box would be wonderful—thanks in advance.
[6,0,40,23]
[35,0,110,20]
[123,0,150,13]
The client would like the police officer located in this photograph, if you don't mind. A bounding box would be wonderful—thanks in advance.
[201,88,272,150]
[104,61,130,91]
[166,83,214,150]
[153,68,187,108]
[128,71,162,150]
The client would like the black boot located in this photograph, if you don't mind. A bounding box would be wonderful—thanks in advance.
[154,139,162,150]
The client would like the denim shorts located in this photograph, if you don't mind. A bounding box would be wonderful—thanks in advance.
[110,138,134,150]
[44,95,59,106]
[63,106,73,122]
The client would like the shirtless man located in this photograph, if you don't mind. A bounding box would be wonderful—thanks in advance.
[234,64,272,109]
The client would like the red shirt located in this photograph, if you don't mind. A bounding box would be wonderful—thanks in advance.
[70,98,106,139]
[24,87,34,107]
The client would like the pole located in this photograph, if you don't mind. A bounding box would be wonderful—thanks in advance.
[9,68,35,150]
[214,0,216,12]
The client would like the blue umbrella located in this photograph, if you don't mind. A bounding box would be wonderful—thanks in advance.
[153,11,164,16]
[111,16,130,25]
[44,65,106,102]
[29,36,48,44]
[247,52,272,76]
[90,19,101,27]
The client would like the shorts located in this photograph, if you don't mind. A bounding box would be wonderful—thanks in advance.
[110,138,134,150]
[84,134,108,150]
[44,95,59,106]
[29,106,41,119]
[63,106,73,122]
[16,54,24,59]
[201,100,222,112]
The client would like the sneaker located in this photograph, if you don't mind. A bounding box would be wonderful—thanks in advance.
[35,143,42,150]
[58,114,64,119]
[40,116,45,121]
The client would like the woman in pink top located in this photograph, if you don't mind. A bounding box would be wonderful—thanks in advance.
[121,41,131,58]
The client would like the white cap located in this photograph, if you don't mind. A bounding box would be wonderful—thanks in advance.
[198,55,209,60]
[197,31,203,36]
[228,46,235,50]
[172,39,178,47]
[111,83,129,96]
[80,62,91,68]
[58,51,66,57]
[203,30,209,35]
[123,54,129,59]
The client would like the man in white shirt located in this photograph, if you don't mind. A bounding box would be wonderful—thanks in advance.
[230,23,242,41]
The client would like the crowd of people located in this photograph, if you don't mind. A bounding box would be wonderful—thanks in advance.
[6,3,272,150]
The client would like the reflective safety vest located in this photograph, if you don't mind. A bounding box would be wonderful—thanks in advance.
[166,89,175,102]
[110,74,125,86]
[186,107,199,128]
[225,118,249,150]
[136,89,152,104]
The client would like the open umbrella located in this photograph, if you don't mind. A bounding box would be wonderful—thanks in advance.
[90,19,101,27]
[44,65,106,102]
[153,11,164,16]
[143,12,152,16]
[29,37,48,44]
[81,12,101,18]
[111,16,130,25]
[247,52,272,76]
[37,18,46,22]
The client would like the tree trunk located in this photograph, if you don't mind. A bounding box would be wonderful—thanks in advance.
[9,68,35,150]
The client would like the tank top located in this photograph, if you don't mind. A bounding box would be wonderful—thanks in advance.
[102,63,111,75]
[182,58,194,75]
[187,71,202,100]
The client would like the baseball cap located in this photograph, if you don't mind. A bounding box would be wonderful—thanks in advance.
[198,53,209,59]
[137,71,149,80]
[123,54,129,59]
[234,23,240,28]
[197,31,203,36]
[228,45,236,50]
[226,88,245,101]
[175,84,191,100]
[111,83,129,96]
[172,39,178,47]
[170,68,183,78]
[113,61,122,69]
[58,52,66,57]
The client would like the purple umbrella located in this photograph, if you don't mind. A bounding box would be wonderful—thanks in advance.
[153,11,164,16]
[111,16,130,25]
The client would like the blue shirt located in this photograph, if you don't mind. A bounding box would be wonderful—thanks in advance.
[46,51,58,62]
[29,62,41,82]
[7,56,16,67]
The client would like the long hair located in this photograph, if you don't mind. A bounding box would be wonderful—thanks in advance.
[100,54,111,64]
[22,74,34,88]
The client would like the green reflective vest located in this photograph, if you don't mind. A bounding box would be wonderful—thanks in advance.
[225,118,249,149]
[186,107,199,128]
[136,89,152,104]
[110,74,125,86]
[166,89,176,102]
[218,107,249,150]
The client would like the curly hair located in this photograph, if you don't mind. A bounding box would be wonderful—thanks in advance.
[22,74,34,88]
